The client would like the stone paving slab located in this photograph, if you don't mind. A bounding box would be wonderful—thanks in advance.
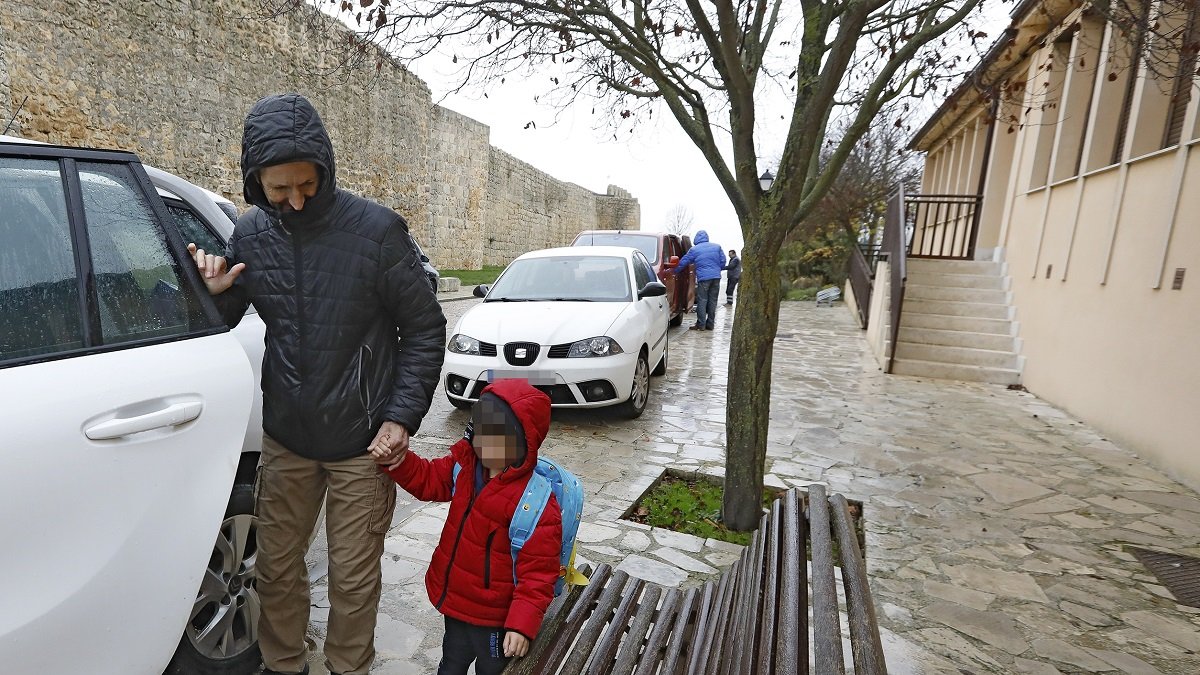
[286,300,1200,673]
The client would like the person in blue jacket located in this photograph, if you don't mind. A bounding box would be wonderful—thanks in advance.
[670,230,726,330]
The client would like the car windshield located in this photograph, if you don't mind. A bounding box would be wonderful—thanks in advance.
[487,255,631,302]
[575,233,658,263]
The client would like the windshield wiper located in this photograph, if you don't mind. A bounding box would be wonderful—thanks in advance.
[484,297,533,302]
[547,298,595,302]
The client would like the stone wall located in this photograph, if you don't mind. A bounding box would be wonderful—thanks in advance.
[0,0,637,270]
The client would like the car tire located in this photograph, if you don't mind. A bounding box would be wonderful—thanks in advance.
[616,351,650,419]
[447,393,473,410]
[669,311,683,327]
[164,483,261,675]
[652,339,668,376]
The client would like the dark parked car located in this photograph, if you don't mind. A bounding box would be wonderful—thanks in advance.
[572,230,695,326]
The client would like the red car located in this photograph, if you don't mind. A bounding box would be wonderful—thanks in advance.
[572,230,695,326]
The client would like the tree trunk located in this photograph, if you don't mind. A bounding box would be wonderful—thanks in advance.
[722,226,782,531]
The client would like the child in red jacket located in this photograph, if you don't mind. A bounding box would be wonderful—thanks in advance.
[371,379,562,675]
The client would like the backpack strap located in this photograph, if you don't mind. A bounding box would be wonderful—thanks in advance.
[509,472,552,585]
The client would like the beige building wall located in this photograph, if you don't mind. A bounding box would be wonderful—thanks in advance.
[912,1,1200,490]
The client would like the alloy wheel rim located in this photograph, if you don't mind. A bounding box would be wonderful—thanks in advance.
[633,357,649,408]
[187,512,260,658]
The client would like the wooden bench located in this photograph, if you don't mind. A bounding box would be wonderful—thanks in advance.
[816,287,842,306]
[504,484,886,674]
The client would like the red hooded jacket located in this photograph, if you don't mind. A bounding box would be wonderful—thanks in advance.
[386,380,562,639]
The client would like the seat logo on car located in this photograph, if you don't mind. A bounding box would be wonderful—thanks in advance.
[515,348,528,359]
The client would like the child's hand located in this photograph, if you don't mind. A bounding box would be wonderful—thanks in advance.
[502,631,529,658]
[368,421,409,470]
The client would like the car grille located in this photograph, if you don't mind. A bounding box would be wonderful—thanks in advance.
[548,344,571,358]
[503,342,540,366]
[480,341,497,357]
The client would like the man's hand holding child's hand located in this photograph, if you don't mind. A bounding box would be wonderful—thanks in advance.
[503,631,529,658]
[369,421,410,470]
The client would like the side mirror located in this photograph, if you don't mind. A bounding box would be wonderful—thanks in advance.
[669,255,680,266]
[473,284,489,298]
[420,254,430,263]
[638,281,668,299]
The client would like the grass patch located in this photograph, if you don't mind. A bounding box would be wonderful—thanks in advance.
[438,266,506,286]
[785,287,818,301]
[625,473,785,546]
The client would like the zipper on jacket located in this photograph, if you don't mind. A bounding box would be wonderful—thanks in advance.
[293,232,305,393]
[358,344,373,428]
[483,530,497,589]
[435,479,481,610]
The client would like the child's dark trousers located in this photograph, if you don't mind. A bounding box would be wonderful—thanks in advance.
[436,616,512,675]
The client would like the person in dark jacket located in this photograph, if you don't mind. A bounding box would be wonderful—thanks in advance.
[378,379,562,675]
[670,229,726,330]
[188,93,447,675]
[724,249,742,304]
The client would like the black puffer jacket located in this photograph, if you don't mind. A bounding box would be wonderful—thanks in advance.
[217,93,446,461]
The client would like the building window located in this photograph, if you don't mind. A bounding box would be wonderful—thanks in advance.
[1057,15,1105,181]
[1086,19,1137,170]
[1028,39,1070,189]
[1163,3,1200,148]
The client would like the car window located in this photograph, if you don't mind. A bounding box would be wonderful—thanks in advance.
[165,200,224,255]
[0,158,84,362]
[78,162,205,345]
[632,252,655,289]
[488,255,632,302]
[574,233,658,263]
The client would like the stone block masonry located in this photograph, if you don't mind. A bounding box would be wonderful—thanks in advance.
[0,0,638,270]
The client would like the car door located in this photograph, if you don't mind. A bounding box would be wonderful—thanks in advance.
[164,196,266,461]
[631,252,668,364]
[656,236,678,316]
[0,149,254,674]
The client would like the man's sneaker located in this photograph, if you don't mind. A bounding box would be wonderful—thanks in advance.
[689,324,703,330]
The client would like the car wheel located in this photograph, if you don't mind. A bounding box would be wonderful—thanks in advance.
[447,393,473,410]
[617,351,650,419]
[652,338,668,376]
[164,483,261,675]
[669,311,683,327]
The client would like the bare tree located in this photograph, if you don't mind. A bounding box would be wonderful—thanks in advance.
[275,0,993,529]
[663,204,694,236]
[804,115,923,244]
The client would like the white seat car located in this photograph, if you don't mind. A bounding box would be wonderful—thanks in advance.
[0,136,266,674]
[444,246,670,418]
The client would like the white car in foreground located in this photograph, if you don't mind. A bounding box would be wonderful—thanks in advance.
[444,246,670,418]
[0,136,265,674]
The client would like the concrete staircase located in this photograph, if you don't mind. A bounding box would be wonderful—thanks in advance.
[891,258,1023,385]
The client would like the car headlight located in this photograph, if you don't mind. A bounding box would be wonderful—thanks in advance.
[448,334,482,355]
[567,337,624,357]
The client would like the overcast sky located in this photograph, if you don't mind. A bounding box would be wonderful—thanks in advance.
[402,2,1013,256]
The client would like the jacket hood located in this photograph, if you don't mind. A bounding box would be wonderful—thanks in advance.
[475,379,551,479]
[241,93,338,229]
[694,230,709,244]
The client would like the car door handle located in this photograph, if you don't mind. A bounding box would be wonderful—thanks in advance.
[84,401,204,440]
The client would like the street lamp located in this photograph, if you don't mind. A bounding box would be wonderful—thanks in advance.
[759,170,774,191]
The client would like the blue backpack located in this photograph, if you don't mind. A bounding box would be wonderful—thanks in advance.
[452,457,587,596]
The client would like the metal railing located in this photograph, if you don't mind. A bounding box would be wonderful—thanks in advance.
[882,186,909,374]
[847,244,874,328]
[905,193,983,259]
[846,189,984,361]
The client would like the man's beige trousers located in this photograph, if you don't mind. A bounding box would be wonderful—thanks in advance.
[256,435,397,675]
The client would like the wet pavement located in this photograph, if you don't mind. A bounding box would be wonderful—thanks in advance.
[292,297,1200,674]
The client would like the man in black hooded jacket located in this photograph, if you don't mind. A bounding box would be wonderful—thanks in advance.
[189,93,446,675]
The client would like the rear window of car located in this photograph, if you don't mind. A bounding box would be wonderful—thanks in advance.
[574,233,658,263]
